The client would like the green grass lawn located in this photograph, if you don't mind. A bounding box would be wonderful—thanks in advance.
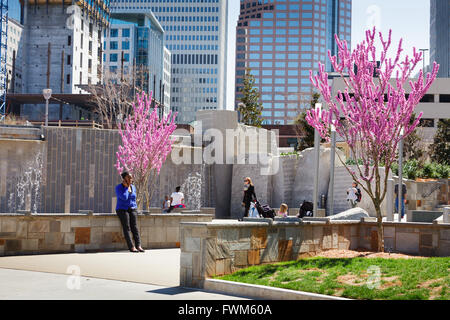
[215,257,450,300]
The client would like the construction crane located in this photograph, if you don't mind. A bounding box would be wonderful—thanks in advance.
[0,0,7,122]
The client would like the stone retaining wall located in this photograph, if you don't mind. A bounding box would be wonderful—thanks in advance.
[0,213,213,256]
[179,220,450,288]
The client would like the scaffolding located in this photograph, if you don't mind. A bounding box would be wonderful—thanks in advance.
[0,0,7,121]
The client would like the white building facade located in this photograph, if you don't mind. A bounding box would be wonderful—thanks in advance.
[110,0,228,124]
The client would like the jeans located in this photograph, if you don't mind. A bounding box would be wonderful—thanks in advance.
[395,197,405,218]
[116,208,141,250]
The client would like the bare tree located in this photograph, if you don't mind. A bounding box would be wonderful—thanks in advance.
[86,64,148,129]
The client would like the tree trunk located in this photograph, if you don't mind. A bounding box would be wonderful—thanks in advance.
[374,202,385,252]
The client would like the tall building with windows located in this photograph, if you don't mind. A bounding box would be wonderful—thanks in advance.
[19,1,110,120]
[110,0,228,124]
[235,0,351,125]
[430,0,450,78]
[104,11,169,114]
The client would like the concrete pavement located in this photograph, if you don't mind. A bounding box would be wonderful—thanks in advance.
[0,249,250,300]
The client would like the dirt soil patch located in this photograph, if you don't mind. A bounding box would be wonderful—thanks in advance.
[311,249,427,259]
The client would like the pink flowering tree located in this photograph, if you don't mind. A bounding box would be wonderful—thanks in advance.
[306,28,439,251]
[115,91,177,210]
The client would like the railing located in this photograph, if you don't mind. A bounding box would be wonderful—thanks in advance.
[30,120,103,129]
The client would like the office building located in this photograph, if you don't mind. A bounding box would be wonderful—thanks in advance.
[235,0,351,125]
[110,0,228,124]
[6,18,23,93]
[104,11,170,114]
[430,0,450,78]
[19,0,110,120]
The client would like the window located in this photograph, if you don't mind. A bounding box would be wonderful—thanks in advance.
[122,28,130,37]
[110,41,118,50]
[68,35,72,46]
[110,29,118,37]
[122,41,130,50]
[110,53,118,62]
[66,74,70,84]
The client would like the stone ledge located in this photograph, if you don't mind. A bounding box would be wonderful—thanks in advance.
[203,279,350,300]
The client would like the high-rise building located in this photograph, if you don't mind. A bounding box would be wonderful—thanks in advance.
[110,0,228,124]
[6,17,23,93]
[20,1,110,120]
[104,11,170,115]
[235,0,351,125]
[430,0,450,78]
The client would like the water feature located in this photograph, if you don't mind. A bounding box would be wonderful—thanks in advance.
[180,164,205,211]
[7,150,44,213]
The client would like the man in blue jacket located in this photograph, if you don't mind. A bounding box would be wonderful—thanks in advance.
[115,171,144,252]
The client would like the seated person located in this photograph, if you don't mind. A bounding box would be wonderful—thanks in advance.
[162,195,171,213]
[167,186,185,213]
[277,203,288,217]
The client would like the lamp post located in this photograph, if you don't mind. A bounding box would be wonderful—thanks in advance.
[329,124,336,216]
[398,127,404,222]
[43,88,52,127]
[313,103,322,216]
[419,49,429,74]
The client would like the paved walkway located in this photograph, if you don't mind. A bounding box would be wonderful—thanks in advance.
[0,249,250,300]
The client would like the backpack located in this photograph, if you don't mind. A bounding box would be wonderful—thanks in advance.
[298,200,313,218]
[254,201,275,219]
[356,188,362,202]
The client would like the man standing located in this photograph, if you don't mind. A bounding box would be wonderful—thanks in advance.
[394,181,407,219]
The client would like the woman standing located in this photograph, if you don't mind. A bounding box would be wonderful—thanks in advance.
[241,177,257,221]
[115,171,145,253]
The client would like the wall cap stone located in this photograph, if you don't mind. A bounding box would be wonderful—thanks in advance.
[203,279,351,300]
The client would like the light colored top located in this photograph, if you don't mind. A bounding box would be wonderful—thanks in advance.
[346,187,358,201]
[170,192,184,206]
[163,200,171,209]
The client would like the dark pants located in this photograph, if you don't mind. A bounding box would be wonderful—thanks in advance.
[166,205,175,213]
[243,202,251,219]
[116,208,141,250]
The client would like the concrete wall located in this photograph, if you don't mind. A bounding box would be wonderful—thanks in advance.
[1,127,216,214]
[179,220,450,288]
[0,212,213,256]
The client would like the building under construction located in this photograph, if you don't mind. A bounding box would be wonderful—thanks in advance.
[16,0,110,120]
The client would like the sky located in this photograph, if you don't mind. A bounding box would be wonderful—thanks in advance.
[225,0,431,110]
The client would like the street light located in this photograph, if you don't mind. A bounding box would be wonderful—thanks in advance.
[329,124,336,216]
[313,103,322,216]
[43,88,52,127]
[419,49,429,74]
[397,127,404,222]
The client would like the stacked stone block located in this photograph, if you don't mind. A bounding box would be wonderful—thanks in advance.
[0,213,213,256]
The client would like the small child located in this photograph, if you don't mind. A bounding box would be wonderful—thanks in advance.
[162,195,171,213]
[277,203,288,217]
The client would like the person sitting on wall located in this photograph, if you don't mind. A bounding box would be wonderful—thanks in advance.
[115,171,145,253]
[277,203,289,217]
[162,195,171,213]
[167,186,185,213]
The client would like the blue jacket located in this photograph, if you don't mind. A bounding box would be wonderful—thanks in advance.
[115,183,137,210]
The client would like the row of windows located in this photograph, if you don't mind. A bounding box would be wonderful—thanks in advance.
[172,86,217,94]
[151,6,219,13]
[166,44,219,51]
[167,34,218,41]
[237,61,314,68]
[109,28,130,38]
[172,53,218,65]
[107,41,130,50]
[237,69,311,77]
[157,15,218,22]
[171,67,218,75]
[107,53,130,63]
[163,24,219,32]
[237,77,308,85]
[247,19,349,28]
